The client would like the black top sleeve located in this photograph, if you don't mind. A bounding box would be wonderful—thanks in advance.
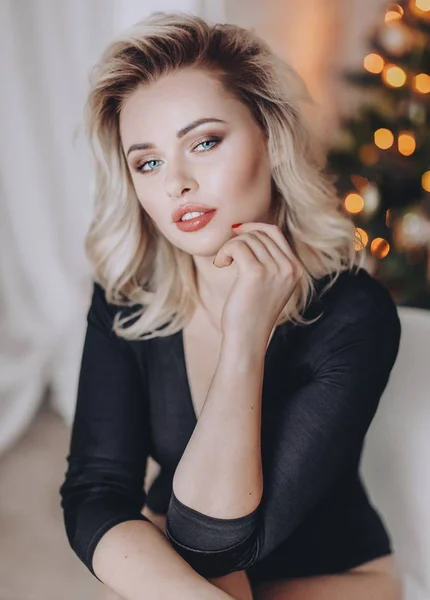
[59,282,151,580]
[165,276,401,578]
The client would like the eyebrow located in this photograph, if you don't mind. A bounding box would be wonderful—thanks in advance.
[126,117,227,157]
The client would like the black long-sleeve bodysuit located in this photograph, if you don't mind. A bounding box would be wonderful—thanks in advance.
[60,267,401,584]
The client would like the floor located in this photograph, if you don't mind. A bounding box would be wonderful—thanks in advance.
[0,402,157,600]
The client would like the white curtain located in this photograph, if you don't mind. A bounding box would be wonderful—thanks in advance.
[0,0,386,457]
[0,0,224,457]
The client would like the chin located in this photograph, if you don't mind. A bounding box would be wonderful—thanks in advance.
[170,230,232,258]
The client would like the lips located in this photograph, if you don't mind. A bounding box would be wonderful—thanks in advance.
[171,203,217,223]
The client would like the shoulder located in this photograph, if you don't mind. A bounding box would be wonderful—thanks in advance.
[311,267,400,328]
[87,281,129,336]
[87,281,148,340]
[300,268,401,364]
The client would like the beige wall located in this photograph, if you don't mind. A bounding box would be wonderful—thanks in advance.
[225,0,388,140]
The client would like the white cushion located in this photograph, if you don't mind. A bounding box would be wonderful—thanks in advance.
[361,306,430,600]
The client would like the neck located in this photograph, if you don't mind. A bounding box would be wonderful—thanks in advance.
[192,254,237,329]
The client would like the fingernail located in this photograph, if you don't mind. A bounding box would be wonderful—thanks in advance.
[232,223,243,229]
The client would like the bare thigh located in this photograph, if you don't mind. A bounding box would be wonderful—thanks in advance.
[252,555,404,600]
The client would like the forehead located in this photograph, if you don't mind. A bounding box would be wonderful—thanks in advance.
[119,68,246,141]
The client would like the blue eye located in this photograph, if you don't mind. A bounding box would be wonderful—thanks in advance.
[194,139,219,152]
[138,159,161,173]
[135,137,221,174]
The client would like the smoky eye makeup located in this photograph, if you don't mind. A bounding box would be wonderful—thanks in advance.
[130,134,224,175]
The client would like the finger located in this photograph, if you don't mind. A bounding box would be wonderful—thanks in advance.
[243,231,292,269]
[232,222,303,278]
[232,222,293,260]
[213,237,264,270]
[231,231,278,266]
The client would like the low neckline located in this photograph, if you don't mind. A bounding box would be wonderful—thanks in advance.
[177,326,280,425]
[177,328,204,424]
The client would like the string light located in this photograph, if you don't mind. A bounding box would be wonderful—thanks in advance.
[350,175,369,191]
[362,183,381,216]
[385,10,403,22]
[413,73,430,94]
[378,22,412,55]
[371,238,390,258]
[410,0,430,18]
[354,228,369,250]
[383,64,407,87]
[398,132,416,156]
[422,171,430,192]
[344,193,364,214]
[364,53,385,73]
[385,3,404,22]
[397,210,430,247]
[374,128,394,149]
[415,0,430,12]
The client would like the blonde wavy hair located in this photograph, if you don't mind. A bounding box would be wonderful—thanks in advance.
[85,10,363,341]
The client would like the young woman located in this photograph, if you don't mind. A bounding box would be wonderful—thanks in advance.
[60,11,404,600]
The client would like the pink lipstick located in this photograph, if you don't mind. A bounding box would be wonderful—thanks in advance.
[174,210,217,232]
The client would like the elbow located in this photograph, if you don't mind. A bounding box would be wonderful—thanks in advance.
[59,477,150,578]
[59,479,82,557]
[59,486,98,573]
[165,491,261,577]
[60,500,92,571]
[166,524,261,578]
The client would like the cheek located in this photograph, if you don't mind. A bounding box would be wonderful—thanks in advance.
[215,145,271,206]
[136,195,156,217]
[136,196,166,232]
[132,178,160,219]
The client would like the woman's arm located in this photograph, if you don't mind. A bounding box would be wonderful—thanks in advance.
[60,282,252,600]
[171,333,266,519]
[165,270,401,578]
[170,222,298,523]
[141,509,254,600]
[165,222,299,578]
[92,519,250,600]
[164,332,267,579]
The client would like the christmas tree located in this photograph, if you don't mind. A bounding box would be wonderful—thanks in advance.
[327,0,430,308]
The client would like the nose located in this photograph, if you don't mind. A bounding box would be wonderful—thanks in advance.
[164,163,198,199]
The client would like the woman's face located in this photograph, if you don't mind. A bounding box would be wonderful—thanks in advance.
[120,67,274,258]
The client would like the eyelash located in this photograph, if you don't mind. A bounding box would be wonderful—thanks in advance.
[133,137,221,174]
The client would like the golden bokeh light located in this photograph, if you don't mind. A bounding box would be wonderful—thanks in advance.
[345,193,365,214]
[422,170,430,192]
[359,144,379,165]
[371,238,390,258]
[385,10,403,22]
[386,3,404,18]
[374,128,394,150]
[398,132,416,156]
[364,53,385,73]
[410,0,430,18]
[383,64,407,87]
[354,228,369,250]
[414,0,430,11]
[350,174,369,192]
[413,73,430,94]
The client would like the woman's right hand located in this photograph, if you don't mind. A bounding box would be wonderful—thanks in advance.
[213,222,301,347]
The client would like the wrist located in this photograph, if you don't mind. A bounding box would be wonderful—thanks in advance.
[220,329,268,361]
